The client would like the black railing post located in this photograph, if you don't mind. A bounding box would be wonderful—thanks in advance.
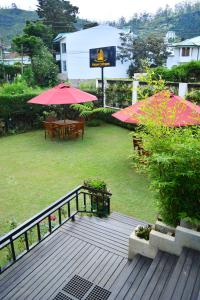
[58,208,62,225]
[68,202,71,219]
[76,191,79,212]
[10,238,16,262]
[83,192,86,212]
[48,216,52,234]
[37,223,41,242]
[108,195,110,214]
[90,194,93,213]
[24,232,29,251]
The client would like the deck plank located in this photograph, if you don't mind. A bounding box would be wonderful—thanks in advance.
[1,213,200,300]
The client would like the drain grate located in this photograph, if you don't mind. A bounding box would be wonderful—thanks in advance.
[62,275,93,300]
[53,292,73,300]
[85,285,111,300]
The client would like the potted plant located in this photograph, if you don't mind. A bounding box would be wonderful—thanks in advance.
[84,179,111,217]
[135,224,152,240]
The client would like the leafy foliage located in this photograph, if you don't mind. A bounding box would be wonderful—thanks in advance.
[84,179,110,217]
[70,102,115,120]
[23,20,53,49]
[109,2,200,40]
[135,225,152,240]
[0,64,21,83]
[37,0,79,35]
[118,33,169,75]
[84,178,108,192]
[12,34,43,57]
[31,45,59,87]
[186,90,200,105]
[0,83,43,133]
[134,125,200,226]
[136,63,167,100]
[152,61,200,83]
[105,82,132,108]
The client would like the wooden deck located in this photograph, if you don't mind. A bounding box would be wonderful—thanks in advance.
[0,212,147,300]
[1,212,200,300]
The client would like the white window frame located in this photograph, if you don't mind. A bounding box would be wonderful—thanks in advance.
[62,60,67,72]
[61,43,66,54]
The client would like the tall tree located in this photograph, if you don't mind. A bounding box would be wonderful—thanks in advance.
[12,35,43,58]
[118,33,169,76]
[37,0,79,35]
[23,21,53,49]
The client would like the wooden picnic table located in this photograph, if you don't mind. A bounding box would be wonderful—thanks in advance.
[43,119,84,140]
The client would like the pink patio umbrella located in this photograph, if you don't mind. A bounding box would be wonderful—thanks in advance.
[28,83,97,105]
[112,91,200,127]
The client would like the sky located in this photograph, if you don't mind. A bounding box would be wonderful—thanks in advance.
[0,0,198,21]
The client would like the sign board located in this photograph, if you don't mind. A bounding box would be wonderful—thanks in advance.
[89,46,116,68]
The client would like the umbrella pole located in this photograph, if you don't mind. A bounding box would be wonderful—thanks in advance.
[64,105,67,122]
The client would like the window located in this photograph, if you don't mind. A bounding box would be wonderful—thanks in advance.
[181,47,190,56]
[62,60,67,72]
[61,43,66,53]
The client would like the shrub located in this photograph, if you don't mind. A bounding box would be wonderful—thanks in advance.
[135,125,200,226]
[153,61,200,83]
[32,45,59,87]
[0,64,21,83]
[135,225,152,240]
[186,89,200,104]
[0,93,43,133]
[84,179,111,217]
[0,78,39,95]
[105,82,132,108]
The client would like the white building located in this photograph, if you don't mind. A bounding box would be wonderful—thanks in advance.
[166,36,200,68]
[0,51,31,65]
[53,25,130,81]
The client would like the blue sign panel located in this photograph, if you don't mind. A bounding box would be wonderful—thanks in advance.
[90,46,116,68]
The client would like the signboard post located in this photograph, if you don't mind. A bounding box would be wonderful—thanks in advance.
[89,46,116,107]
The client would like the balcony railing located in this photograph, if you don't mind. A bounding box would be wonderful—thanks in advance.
[0,185,111,273]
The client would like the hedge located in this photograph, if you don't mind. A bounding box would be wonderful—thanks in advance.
[0,93,44,132]
[153,61,200,83]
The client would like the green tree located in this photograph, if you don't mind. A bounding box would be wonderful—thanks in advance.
[37,0,79,35]
[118,33,169,76]
[23,20,53,49]
[12,34,43,58]
[32,44,58,87]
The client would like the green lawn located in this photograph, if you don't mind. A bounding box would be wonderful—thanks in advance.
[0,123,156,235]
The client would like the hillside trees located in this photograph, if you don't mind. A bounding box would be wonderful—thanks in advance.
[37,0,79,35]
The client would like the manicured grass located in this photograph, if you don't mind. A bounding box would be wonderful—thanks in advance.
[0,123,156,235]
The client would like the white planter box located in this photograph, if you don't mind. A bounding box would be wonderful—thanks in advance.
[128,231,157,260]
[128,223,200,260]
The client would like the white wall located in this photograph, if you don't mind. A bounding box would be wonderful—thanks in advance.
[167,47,200,68]
[59,25,130,80]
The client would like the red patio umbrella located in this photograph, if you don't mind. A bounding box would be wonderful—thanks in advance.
[28,83,97,105]
[112,91,200,127]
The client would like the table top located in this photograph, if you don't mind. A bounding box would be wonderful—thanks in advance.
[44,119,80,126]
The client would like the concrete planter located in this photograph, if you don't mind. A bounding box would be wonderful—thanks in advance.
[128,231,157,260]
[128,222,200,260]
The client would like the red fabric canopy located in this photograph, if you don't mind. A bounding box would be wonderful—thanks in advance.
[27,83,97,105]
[112,91,200,127]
